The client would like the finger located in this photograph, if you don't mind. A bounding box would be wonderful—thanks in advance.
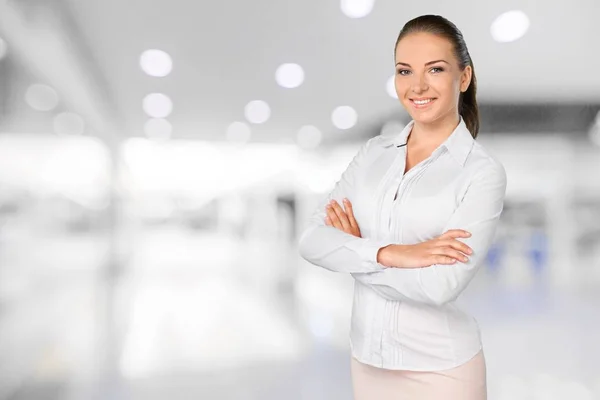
[326,205,343,229]
[440,229,471,239]
[343,199,358,229]
[433,247,469,263]
[438,239,473,255]
[342,198,354,216]
[439,247,470,263]
[325,216,332,226]
[431,255,457,265]
[330,201,351,231]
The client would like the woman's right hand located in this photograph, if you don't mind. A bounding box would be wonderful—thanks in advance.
[377,230,473,269]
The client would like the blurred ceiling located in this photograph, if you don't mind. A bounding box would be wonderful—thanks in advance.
[3,0,600,142]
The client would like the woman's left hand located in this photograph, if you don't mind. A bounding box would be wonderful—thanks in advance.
[325,198,362,238]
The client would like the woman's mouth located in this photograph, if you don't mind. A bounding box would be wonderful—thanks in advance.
[409,98,437,109]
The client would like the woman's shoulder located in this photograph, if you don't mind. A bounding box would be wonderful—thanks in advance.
[465,141,507,182]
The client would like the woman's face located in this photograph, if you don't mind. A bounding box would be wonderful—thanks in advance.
[394,32,471,126]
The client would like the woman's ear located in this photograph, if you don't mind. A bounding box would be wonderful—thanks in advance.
[460,65,472,93]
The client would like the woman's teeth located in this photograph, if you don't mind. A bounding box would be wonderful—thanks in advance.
[409,98,436,109]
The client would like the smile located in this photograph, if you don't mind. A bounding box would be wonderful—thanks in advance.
[409,98,437,109]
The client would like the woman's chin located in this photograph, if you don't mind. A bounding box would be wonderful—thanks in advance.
[407,108,452,125]
[408,113,438,124]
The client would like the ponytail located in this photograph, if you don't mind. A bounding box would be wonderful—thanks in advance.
[459,60,479,138]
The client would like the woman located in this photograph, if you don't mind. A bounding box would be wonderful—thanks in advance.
[298,15,507,400]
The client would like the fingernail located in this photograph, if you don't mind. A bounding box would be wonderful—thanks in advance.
[343,198,348,203]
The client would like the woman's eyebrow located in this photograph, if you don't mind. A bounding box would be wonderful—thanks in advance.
[395,59,450,67]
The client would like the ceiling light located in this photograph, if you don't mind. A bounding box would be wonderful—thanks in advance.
[143,93,173,118]
[332,106,357,130]
[25,84,59,111]
[226,121,251,145]
[275,63,305,88]
[491,11,530,43]
[140,49,173,77]
[144,118,172,140]
[340,0,375,18]
[297,125,322,149]
[386,75,397,99]
[244,100,271,124]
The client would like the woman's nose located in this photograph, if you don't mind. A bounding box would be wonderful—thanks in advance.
[411,74,429,93]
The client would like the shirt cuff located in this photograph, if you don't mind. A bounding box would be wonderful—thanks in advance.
[343,238,394,272]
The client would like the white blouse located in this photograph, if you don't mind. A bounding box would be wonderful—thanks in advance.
[298,117,507,371]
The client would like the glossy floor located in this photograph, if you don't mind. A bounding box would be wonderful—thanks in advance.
[1,227,599,400]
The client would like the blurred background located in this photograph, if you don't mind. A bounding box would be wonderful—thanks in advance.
[0,0,599,399]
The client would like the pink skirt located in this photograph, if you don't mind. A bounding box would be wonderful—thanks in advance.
[351,351,487,400]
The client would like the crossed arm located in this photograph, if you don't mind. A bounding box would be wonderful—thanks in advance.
[297,139,396,274]
[350,163,506,305]
[298,143,507,306]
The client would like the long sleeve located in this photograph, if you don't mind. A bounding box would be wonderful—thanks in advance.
[351,162,507,306]
[298,138,393,273]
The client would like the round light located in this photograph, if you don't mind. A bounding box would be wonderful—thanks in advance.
[386,75,397,99]
[380,120,404,137]
[331,106,357,130]
[142,93,173,118]
[0,37,8,60]
[275,63,305,88]
[297,125,322,149]
[226,121,251,145]
[244,100,271,124]
[54,112,85,135]
[140,49,173,77]
[144,118,172,140]
[491,10,530,43]
[340,0,375,19]
[25,84,59,111]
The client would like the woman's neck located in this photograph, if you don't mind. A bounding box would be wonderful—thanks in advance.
[408,113,460,149]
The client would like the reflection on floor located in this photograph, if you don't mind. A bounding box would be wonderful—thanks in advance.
[1,228,599,400]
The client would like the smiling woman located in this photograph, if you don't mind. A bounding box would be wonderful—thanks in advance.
[393,18,478,140]
[298,14,506,400]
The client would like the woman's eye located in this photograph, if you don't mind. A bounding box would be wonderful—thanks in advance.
[397,69,410,76]
[430,67,444,73]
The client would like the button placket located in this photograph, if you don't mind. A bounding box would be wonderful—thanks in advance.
[374,150,405,240]
[390,148,445,241]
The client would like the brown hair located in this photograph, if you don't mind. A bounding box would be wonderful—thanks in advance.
[395,15,479,138]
